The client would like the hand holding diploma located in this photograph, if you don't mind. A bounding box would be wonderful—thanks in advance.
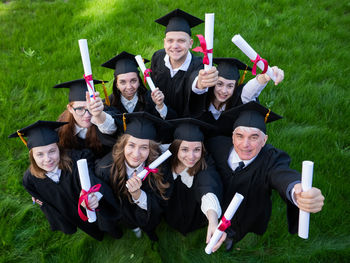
[79,39,96,100]
[135,55,156,92]
[231,34,276,82]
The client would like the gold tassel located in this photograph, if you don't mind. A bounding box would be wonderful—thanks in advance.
[264,109,271,123]
[17,130,27,147]
[102,81,110,106]
[238,65,248,86]
[123,113,126,132]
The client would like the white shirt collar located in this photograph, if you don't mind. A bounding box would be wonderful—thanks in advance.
[172,167,194,188]
[125,161,145,179]
[74,124,87,139]
[228,147,257,172]
[121,93,138,113]
[46,166,62,183]
[164,51,192,78]
[208,103,226,120]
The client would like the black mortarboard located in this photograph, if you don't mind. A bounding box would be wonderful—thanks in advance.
[53,79,107,102]
[213,57,252,81]
[155,8,203,36]
[8,120,67,150]
[118,112,170,141]
[221,101,282,134]
[169,118,216,142]
[101,51,149,76]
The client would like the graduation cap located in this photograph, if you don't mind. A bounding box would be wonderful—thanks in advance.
[101,51,149,76]
[221,101,282,134]
[213,57,252,82]
[155,8,203,36]
[168,118,217,142]
[53,78,107,102]
[8,120,67,150]
[118,112,170,141]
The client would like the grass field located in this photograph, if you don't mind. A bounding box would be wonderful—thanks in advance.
[1,0,349,262]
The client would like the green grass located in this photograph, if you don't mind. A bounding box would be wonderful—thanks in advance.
[1,0,349,262]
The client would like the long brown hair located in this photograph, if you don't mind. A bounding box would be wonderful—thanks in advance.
[169,139,207,176]
[207,81,239,112]
[57,103,103,154]
[110,134,169,202]
[29,144,72,179]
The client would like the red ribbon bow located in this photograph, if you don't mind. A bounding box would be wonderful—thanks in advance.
[83,74,96,100]
[218,216,231,231]
[143,69,152,85]
[142,166,159,181]
[78,184,101,221]
[192,34,213,65]
[250,54,268,75]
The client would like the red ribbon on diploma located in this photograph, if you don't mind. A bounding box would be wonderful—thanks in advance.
[192,34,213,65]
[142,166,159,181]
[78,184,101,221]
[143,69,152,85]
[218,216,231,231]
[83,74,96,100]
[250,54,268,75]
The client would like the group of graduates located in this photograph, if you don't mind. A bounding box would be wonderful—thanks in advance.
[9,9,325,253]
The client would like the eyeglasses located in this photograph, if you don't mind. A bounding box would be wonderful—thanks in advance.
[73,107,91,116]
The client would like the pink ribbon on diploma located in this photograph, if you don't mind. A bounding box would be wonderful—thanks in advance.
[142,166,159,181]
[218,216,231,231]
[143,69,152,85]
[83,74,96,100]
[192,34,213,65]
[78,184,101,221]
[250,54,268,75]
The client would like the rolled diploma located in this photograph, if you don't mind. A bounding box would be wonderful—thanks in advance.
[204,13,214,71]
[126,150,172,188]
[78,39,95,100]
[135,55,156,92]
[231,34,276,82]
[77,159,96,223]
[298,160,313,239]
[205,193,244,254]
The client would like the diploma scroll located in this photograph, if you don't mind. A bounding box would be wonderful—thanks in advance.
[77,159,96,223]
[204,13,214,71]
[78,39,96,100]
[231,34,276,82]
[135,55,156,92]
[205,193,244,254]
[298,160,313,239]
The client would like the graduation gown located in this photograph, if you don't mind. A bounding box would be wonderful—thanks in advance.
[95,152,171,241]
[207,136,300,243]
[22,149,122,241]
[150,49,206,117]
[163,156,223,235]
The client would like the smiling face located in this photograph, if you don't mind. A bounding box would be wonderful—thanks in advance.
[124,135,150,168]
[232,126,268,160]
[67,101,92,128]
[116,72,140,100]
[177,140,202,169]
[213,76,236,106]
[164,31,193,68]
[32,143,60,172]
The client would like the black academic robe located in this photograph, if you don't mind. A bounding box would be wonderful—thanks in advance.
[163,156,223,235]
[150,49,206,117]
[207,136,300,243]
[22,149,122,241]
[94,152,171,241]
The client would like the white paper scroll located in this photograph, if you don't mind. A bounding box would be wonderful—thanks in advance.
[205,193,244,254]
[77,159,96,223]
[204,13,214,71]
[78,39,96,100]
[126,150,172,188]
[231,34,276,82]
[135,55,156,92]
[298,160,314,239]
